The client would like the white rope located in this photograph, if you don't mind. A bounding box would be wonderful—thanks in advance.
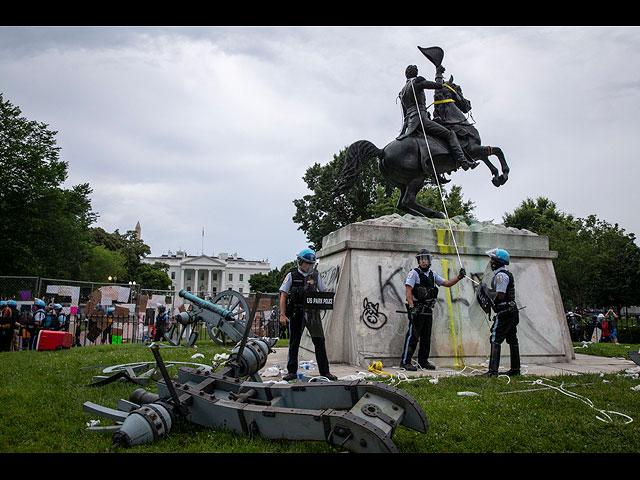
[518,378,634,425]
[410,79,478,285]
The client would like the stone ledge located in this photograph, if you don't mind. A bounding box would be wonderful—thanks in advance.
[319,214,556,259]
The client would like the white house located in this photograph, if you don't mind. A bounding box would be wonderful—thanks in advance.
[141,250,270,297]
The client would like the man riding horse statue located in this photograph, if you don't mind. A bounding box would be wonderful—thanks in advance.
[332,46,509,219]
[397,63,473,172]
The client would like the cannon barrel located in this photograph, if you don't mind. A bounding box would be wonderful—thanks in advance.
[178,289,236,321]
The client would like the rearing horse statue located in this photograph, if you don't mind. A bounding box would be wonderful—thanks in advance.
[332,52,509,219]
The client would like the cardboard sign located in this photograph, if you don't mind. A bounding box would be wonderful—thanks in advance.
[304,292,335,310]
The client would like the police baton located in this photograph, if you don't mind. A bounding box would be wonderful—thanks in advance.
[397,304,419,329]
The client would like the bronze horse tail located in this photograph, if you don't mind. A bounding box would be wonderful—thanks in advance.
[332,140,383,198]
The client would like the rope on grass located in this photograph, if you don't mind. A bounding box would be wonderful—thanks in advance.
[505,378,633,425]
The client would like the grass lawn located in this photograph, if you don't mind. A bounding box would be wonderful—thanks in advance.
[1,339,639,453]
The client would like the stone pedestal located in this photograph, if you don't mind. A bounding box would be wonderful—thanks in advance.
[301,214,574,369]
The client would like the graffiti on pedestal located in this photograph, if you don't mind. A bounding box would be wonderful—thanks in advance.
[361,298,388,329]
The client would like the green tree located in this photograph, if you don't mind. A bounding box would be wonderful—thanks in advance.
[81,245,128,283]
[502,197,572,235]
[89,227,151,282]
[249,261,297,293]
[134,262,172,291]
[503,197,640,311]
[0,93,97,278]
[579,215,640,310]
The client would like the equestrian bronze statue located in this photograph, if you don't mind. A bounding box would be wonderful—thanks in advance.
[333,46,509,218]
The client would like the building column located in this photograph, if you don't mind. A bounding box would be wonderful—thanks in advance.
[207,269,212,294]
[220,268,226,291]
[194,269,199,295]
[180,268,185,291]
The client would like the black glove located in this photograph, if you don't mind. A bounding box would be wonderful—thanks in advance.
[458,268,466,280]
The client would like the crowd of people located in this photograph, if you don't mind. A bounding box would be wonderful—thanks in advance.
[0,298,69,351]
[566,308,631,343]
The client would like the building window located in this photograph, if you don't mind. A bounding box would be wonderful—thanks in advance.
[239,274,244,282]
[171,272,175,280]
[229,273,233,282]
[200,272,205,281]
[239,287,243,293]
[212,273,217,281]
[187,272,192,281]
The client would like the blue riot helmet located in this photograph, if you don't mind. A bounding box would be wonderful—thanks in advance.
[157,304,166,312]
[53,303,63,310]
[7,300,17,308]
[486,248,510,266]
[297,248,317,265]
[34,298,46,308]
[107,307,115,314]
[0,301,6,308]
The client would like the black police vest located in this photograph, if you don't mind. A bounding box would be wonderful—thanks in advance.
[493,269,515,303]
[286,268,319,313]
[413,267,438,304]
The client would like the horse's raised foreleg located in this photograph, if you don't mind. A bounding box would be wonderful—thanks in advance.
[488,146,509,185]
[466,145,509,187]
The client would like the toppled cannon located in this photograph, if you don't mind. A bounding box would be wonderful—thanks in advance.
[83,290,429,453]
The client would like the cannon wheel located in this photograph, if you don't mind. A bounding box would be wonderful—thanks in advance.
[206,289,249,346]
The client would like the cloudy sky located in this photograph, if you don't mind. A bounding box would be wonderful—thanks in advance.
[2,26,639,269]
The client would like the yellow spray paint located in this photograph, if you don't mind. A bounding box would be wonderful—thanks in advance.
[437,228,466,367]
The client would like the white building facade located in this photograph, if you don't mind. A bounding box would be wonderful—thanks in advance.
[141,250,270,297]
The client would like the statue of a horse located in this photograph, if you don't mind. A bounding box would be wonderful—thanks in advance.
[332,76,509,219]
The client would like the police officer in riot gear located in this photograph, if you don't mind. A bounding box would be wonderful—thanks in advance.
[279,248,337,381]
[30,299,46,350]
[8,301,21,351]
[402,249,465,370]
[482,248,520,377]
[52,304,67,331]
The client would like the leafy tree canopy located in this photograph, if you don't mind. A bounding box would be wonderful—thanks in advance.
[0,93,97,279]
[249,260,297,293]
[503,197,640,311]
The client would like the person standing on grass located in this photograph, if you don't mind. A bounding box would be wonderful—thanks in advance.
[605,308,619,344]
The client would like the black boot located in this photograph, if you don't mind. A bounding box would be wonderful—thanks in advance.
[482,343,501,377]
[506,344,521,376]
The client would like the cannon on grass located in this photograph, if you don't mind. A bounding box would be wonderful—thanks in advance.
[83,290,428,453]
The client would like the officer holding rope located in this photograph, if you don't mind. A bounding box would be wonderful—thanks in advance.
[401,249,465,370]
[482,248,521,377]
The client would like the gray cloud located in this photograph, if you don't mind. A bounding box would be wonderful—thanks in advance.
[2,26,639,268]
